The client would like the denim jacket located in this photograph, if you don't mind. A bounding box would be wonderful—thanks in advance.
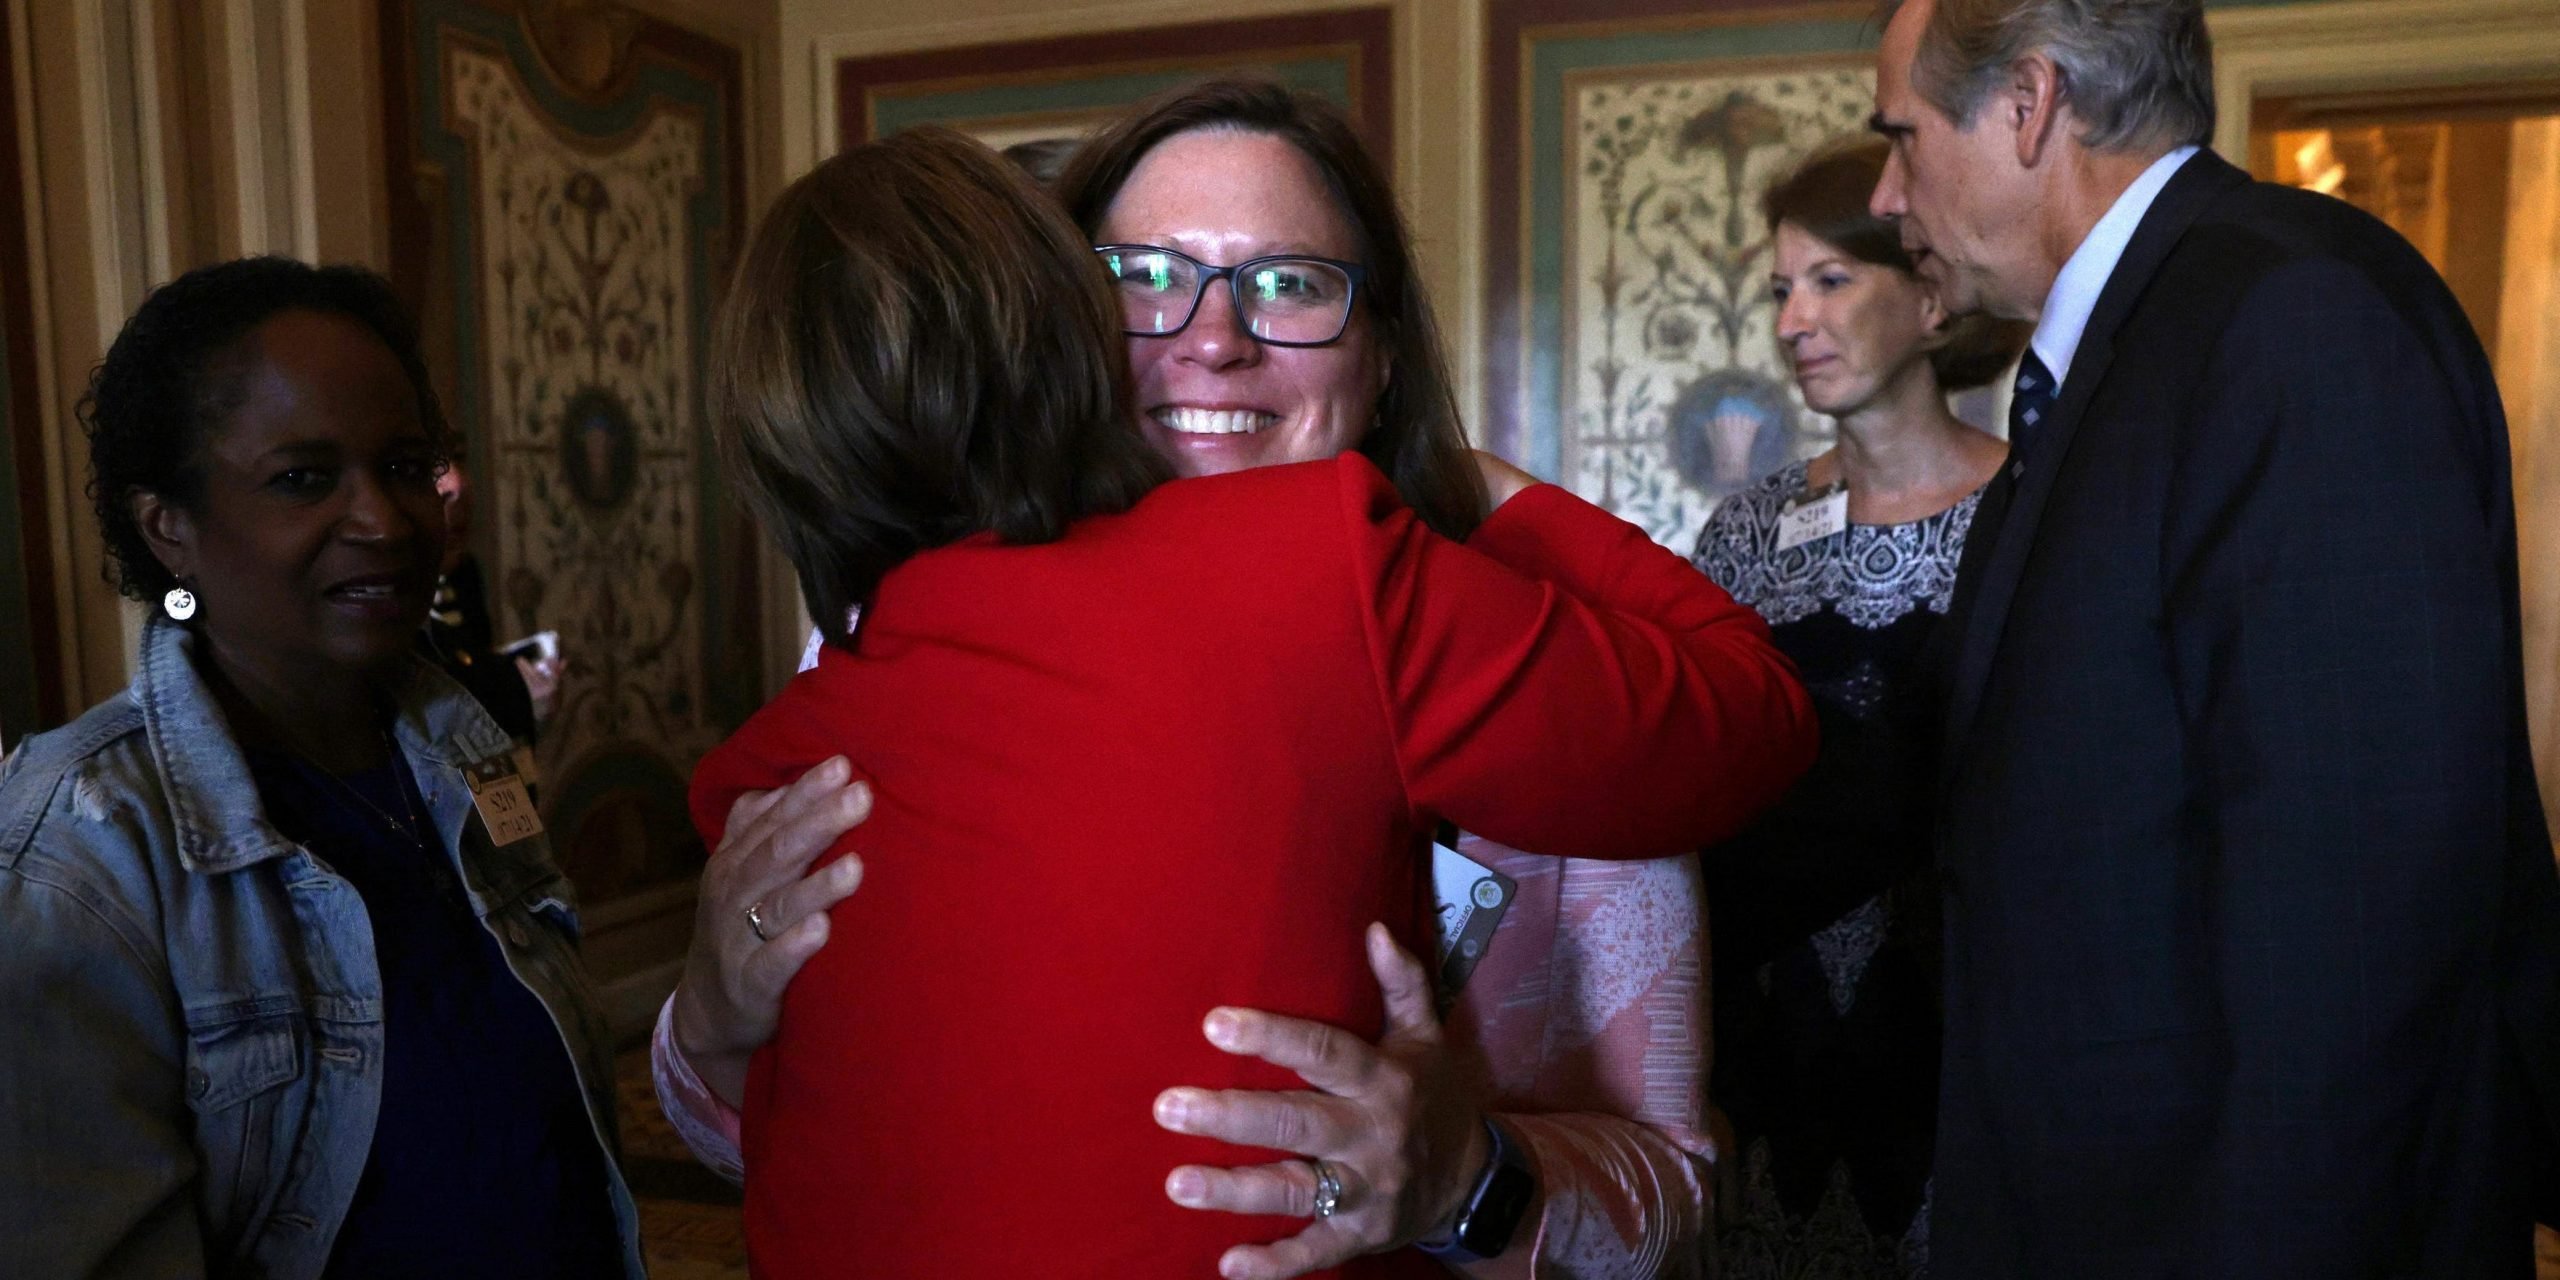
[0,618,643,1278]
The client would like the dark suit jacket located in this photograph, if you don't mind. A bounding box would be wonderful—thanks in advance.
[1930,148,2560,1277]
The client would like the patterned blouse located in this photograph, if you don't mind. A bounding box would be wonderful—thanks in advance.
[1689,459,1982,1279]
[652,841,1713,1278]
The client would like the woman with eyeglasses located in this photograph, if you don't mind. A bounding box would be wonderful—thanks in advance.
[680,118,1811,1277]
[657,80,1781,1279]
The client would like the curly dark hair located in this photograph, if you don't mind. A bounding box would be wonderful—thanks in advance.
[81,256,451,602]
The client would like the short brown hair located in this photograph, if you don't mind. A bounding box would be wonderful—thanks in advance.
[1055,78,1488,541]
[712,126,1169,648]
[1762,138,2030,391]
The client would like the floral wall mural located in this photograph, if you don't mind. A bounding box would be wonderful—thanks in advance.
[1563,62,1874,553]
[388,0,754,940]
[449,54,717,782]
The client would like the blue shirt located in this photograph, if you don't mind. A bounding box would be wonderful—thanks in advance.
[246,745,623,1280]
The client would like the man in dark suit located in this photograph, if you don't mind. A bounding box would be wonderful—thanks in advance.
[1866,0,2560,1272]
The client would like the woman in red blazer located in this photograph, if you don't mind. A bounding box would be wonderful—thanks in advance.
[695,126,1812,1278]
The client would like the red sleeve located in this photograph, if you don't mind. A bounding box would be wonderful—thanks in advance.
[1333,456,1815,858]
[687,679,843,850]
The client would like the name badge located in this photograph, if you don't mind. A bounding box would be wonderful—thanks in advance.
[1774,485,1849,553]
[463,757,544,847]
[1431,841,1516,1007]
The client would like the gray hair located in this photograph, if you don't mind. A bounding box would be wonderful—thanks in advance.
[1883,0,2215,152]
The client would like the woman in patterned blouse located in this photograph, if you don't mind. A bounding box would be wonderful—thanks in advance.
[1688,139,2028,1279]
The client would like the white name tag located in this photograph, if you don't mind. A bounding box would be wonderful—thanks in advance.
[1431,841,1516,1003]
[1774,486,1849,553]
[463,757,544,847]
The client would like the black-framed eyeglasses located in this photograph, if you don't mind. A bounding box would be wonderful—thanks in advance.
[1094,245,1368,347]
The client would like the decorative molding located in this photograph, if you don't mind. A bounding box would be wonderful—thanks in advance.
[801,0,1413,188]
[1483,1,1873,497]
[828,8,1395,170]
[809,0,1387,74]
[73,0,168,682]
[74,0,168,348]
[523,0,648,100]
[1555,54,1875,551]
[218,0,319,259]
[2210,0,2560,161]
[383,0,757,917]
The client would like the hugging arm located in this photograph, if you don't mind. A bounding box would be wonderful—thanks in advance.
[653,761,873,1176]
[1354,466,1815,856]
[1156,469,1774,1278]
[1166,849,1712,1280]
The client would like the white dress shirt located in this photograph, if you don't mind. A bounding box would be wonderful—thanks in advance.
[2029,145,2200,392]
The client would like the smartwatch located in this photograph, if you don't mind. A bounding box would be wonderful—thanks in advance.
[1416,1117,1536,1262]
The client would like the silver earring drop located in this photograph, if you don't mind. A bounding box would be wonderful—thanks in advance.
[162,587,197,621]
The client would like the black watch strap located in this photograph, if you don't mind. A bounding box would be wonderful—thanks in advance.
[1416,1118,1536,1263]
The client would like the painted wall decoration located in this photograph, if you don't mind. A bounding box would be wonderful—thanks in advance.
[1564,60,1873,553]
[1487,1,1884,550]
[831,9,1393,164]
[385,0,754,909]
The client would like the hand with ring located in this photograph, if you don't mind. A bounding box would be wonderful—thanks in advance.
[670,756,873,1107]
[1154,923,1493,1280]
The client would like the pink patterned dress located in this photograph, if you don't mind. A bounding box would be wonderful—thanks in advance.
[653,838,1712,1278]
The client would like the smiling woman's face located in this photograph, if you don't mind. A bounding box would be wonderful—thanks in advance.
[145,309,447,684]
[1096,128,1390,479]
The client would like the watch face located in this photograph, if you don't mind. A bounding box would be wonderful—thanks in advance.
[1456,1164,1536,1258]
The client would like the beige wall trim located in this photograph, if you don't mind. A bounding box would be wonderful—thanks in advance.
[76,0,166,335]
[2210,0,2560,162]
[215,0,319,261]
[797,0,1416,169]
[47,0,175,700]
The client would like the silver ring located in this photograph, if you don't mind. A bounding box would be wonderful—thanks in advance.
[744,900,775,942]
[1310,1159,1343,1219]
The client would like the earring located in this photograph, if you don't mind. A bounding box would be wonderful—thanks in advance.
[162,586,197,622]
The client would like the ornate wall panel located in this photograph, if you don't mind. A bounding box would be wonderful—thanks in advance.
[1486,1,1883,552]
[385,0,753,913]
[1563,60,1872,553]
[831,9,1393,163]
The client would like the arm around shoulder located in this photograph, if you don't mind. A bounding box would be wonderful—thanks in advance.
[1333,457,1814,859]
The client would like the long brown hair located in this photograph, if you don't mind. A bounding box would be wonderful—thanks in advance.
[712,126,1170,648]
[1056,78,1488,541]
